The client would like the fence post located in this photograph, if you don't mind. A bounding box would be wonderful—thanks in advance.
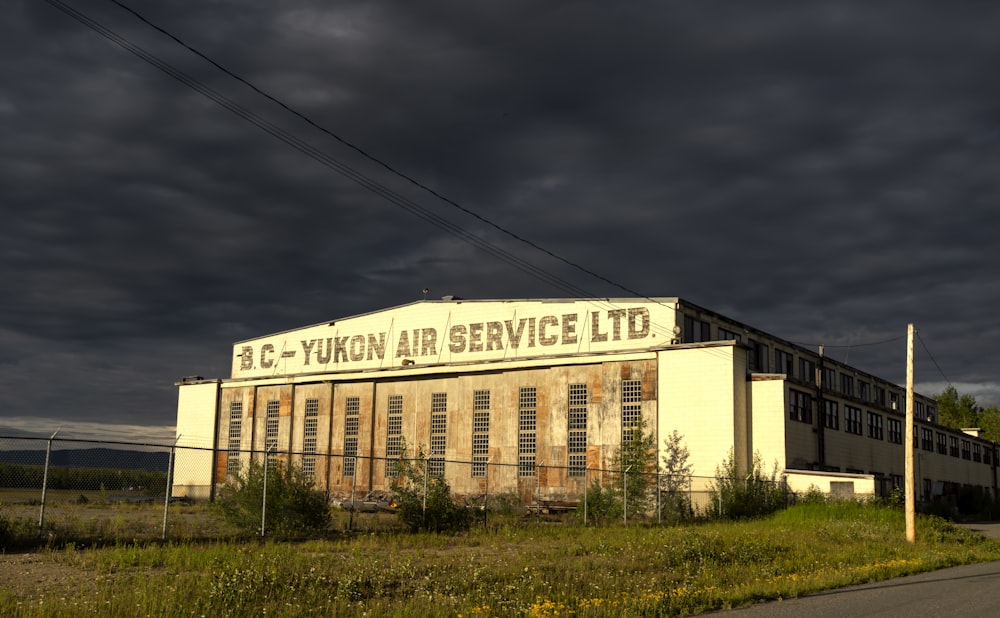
[623,465,631,525]
[261,445,275,537]
[162,435,180,540]
[38,428,60,536]
[422,457,428,529]
[656,471,661,525]
[349,452,359,532]
[483,458,490,528]
[536,461,543,524]
[583,467,589,526]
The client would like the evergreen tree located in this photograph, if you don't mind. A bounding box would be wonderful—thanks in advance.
[659,430,693,521]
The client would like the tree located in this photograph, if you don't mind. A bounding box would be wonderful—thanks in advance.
[216,459,331,536]
[580,418,657,524]
[615,418,658,519]
[936,386,980,429]
[936,386,1000,443]
[389,438,472,533]
[659,430,693,521]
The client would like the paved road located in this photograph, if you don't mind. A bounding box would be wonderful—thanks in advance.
[712,523,1000,617]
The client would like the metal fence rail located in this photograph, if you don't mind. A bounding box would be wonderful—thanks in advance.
[0,434,792,542]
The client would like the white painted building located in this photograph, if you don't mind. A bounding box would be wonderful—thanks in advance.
[173,298,996,506]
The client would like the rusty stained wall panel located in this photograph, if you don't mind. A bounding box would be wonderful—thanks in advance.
[368,377,462,489]
[213,358,659,501]
[328,382,375,494]
[214,451,228,485]
[254,385,294,463]
[291,382,334,488]
[215,386,256,484]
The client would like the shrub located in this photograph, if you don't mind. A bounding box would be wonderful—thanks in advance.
[0,503,36,550]
[581,479,623,524]
[390,439,472,533]
[216,459,331,536]
[707,449,788,520]
[796,485,827,506]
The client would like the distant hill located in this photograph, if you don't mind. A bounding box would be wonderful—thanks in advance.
[0,448,170,471]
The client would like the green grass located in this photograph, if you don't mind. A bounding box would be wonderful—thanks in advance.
[3,502,999,617]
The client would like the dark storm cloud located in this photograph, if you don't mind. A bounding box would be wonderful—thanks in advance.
[2,0,998,437]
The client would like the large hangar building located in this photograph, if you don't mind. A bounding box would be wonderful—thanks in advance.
[173,298,996,505]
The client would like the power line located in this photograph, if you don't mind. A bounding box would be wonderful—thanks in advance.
[105,0,653,302]
[105,3,932,361]
[41,0,607,303]
[791,334,906,349]
[45,0,909,367]
[43,0,705,348]
[915,329,952,387]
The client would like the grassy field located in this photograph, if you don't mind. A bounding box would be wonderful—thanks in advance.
[2,501,999,617]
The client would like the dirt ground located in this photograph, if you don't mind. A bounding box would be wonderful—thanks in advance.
[0,551,100,601]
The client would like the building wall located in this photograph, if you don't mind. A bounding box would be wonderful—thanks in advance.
[658,344,743,482]
[748,376,788,472]
[176,298,996,506]
[173,381,219,498]
[206,358,658,502]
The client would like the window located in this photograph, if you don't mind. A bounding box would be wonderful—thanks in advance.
[799,358,816,384]
[921,428,934,451]
[936,432,947,455]
[747,341,769,372]
[343,396,360,477]
[518,387,537,477]
[844,406,863,435]
[867,412,883,440]
[789,389,812,423]
[774,349,794,376]
[887,418,902,444]
[839,374,853,398]
[822,367,837,393]
[568,384,588,477]
[302,398,319,478]
[683,316,711,343]
[890,392,901,412]
[926,405,937,424]
[823,400,839,430]
[985,447,993,466]
[874,386,887,408]
[718,327,741,344]
[973,443,982,463]
[472,390,490,477]
[429,393,447,477]
[622,379,642,442]
[265,400,280,470]
[858,381,870,402]
[227,401,243,477]
[949,436,959,457]
[915,401,925,419]
[386,395,403,477]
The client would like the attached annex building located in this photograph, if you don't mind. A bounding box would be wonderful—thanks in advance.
[173,298,997,506]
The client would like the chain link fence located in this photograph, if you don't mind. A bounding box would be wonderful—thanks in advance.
[1,435,795,543]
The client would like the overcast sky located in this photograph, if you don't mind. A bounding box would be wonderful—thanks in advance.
[2,1,998,442]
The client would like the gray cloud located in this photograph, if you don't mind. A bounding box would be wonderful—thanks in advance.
[2,0,998,438]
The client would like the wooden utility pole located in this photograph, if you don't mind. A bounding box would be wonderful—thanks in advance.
[905,323,916,543]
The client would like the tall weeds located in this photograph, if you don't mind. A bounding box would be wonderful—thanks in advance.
[4,502,999,617]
